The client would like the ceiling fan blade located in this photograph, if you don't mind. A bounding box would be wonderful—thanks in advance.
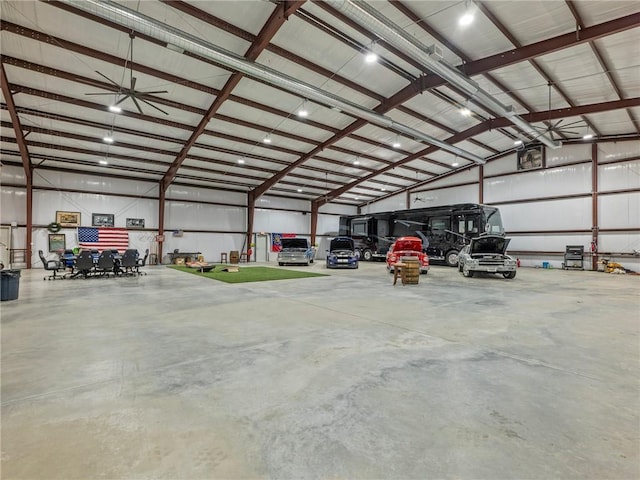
[557,130,581,135]
[131,96,144,115]
[551,119,564,129]
[138,97,169,115]
[114,95,131,106]
[560,120,587,128]
[94,70,122,89]
[85,92,119,96]
[136,90,169,95]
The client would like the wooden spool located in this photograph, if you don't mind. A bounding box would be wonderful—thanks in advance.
[401,256,420,284]
[229,250,240,264]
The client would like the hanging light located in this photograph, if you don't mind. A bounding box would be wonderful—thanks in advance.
[103,133,114,143]
[452,155,459,167]
[99,159,109,165]
[514,139,523,146]
[297,188,303,193]
[353,157,360,165]
[297,100,308,117]
[459,101,472,117]
[392,135,401,148]
[263,134,272,144]
[237,158,245,164]
[583,127,593,140]
[108,105,122,113]
[459,0,474,26]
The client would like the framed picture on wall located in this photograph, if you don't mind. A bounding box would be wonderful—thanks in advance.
[48,233,65,252]
[92,213,114,227]
[56,211,81,227]
[517,144,545,171]
[126,218,145,228]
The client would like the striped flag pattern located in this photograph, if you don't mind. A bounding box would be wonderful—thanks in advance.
[78,227,129,251]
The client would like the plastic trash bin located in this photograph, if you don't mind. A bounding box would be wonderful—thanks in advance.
[1,269,21,301]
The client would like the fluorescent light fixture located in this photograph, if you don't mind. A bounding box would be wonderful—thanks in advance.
[108,105,122,113]
[353,159,360,165]
[452,162,459,167]
[365,52,378,63]
[583,133,593,140]
[392,136,401,148]
[514,140,523,145]
[297,189,303,193]
[381,187,386,191]
[354,196,359,200]
[297,100,308,117]
[99,160,108,165]
[103,135,114,143]
[263,135,272,144]
[459,12,474,26]
[460,107,472,117]
[237,158,245,164]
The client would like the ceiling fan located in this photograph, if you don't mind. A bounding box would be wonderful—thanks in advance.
[529,82,587,142]
[85,33,169,115]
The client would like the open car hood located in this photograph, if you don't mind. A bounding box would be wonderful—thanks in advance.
[469,235,511,255]
[330,237,355,252]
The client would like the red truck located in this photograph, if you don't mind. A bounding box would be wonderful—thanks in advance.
[386,236,430,274]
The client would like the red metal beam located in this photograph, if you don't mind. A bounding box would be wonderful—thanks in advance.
[160,1,305,191]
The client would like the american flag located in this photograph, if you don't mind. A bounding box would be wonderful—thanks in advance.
[78,227,129,251]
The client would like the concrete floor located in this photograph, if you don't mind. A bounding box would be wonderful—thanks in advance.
[1,262,638,479]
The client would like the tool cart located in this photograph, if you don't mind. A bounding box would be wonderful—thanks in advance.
[562,245,584,270]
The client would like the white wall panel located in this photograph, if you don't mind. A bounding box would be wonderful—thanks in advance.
[410,184,478,207]
[34,170,159,197]
[165,202,246,231]
[257,195,309,211]
[599,232,640,254]
[485,165,591,203]
[317,214,340,236]
[484,154,517,177]
[508,234,591,252]
[599,160,640,191]
[319,203,357,216]
[546,144,591,166]
[598,140,640,162]
[1,165,27,185]
[501,197,592,230]
[33,191,158,228]
[253,209,309,234]
[1,187,27,224]
[415,167,479,188]
[599,193,640,229]
[360,194,406,213]
[167,185,246,205]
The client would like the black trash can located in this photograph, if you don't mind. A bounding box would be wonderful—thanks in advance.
[1,269,21,301]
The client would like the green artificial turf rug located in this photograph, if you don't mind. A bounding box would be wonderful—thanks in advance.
[169,265,328,284]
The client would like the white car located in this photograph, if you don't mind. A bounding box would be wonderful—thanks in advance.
[458,235,517,279]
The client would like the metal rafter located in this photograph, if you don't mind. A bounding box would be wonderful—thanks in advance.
[565,0,640,135]
[160,0,306,191]
[0,63,31,181]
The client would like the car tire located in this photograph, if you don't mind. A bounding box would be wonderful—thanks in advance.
[445,250,459,267]
[362,249,373,261]
[278,262,284,266]
[462,267,474,277]
[503,271,516,279]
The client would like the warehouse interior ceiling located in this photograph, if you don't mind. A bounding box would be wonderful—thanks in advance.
[1,0,639,207]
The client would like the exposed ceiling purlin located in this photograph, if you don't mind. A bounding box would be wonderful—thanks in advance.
[475,2,601,138]
[160,1,472,173]
[565,0,640,135]
[158,0,306,191]
[391,0,552,145]
[318,97,640,207]
[0,62,32,182]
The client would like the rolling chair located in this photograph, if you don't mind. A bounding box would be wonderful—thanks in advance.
[135,248,149,275]
[74,250,96,278]
[95,250,115,277]
[39,250,65,280]
[120,249,139,276]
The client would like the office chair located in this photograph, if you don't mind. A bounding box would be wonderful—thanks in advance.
[95,250,115,277]
[135,248,149,275]
[120,249,139,276]
[74,250,96,278]
[39,250,65,280]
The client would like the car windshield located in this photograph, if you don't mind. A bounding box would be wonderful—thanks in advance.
[330,239,354,251]
[484,207,504,234]
[281,238,308,249]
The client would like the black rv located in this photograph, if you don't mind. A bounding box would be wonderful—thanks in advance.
[338,203,504,266]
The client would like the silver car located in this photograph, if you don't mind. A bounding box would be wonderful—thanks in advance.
[458,235,517,279]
